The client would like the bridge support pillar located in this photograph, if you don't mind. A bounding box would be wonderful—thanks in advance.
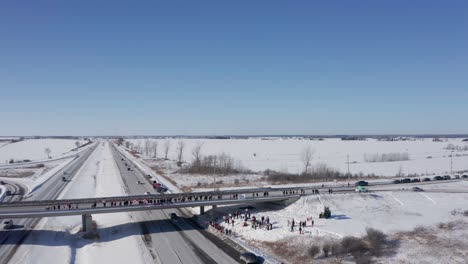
[82,214,93,233]
[200,206,205,215]
[211,205,217,216]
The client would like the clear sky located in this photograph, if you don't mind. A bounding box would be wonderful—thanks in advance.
[1,1,467,136]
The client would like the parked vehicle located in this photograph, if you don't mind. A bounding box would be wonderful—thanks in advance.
[356,186,368,193]
[462,175,468,179]
[454,175,460,179]
[355,181,368,187]
[401,178,411,183]
[411,178,421,183]
[393,179,401,184]
[422,178,431,182]
[412,187,424,192]
[240,252,258,264]
[3,219,13,230]
[433,176,443,181]
[443,175,451,180]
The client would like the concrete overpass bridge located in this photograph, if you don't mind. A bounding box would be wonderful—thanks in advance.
[0,187,304,232]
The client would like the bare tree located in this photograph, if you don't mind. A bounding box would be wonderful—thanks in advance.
[152,141,159,158]
[301,146,314,174]
[124,141,130,149]
[163,140,171,160]
[75,141,80,149]
[44,148,52,159]
[144,139,151,156]
[176,141,185,166]
[191,141,204,166]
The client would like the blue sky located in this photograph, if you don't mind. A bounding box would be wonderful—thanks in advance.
[1,1,467,135]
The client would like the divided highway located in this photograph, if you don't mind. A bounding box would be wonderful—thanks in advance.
[0,144,97,264]
[111,144,239,264]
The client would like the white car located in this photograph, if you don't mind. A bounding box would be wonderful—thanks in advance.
[145,192,151,195]
[3,219,13,229]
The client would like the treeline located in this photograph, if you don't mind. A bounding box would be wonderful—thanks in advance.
[264,163,378,184]
[363,152,410,163]
[445,144,468,151]
[183,153,250,175]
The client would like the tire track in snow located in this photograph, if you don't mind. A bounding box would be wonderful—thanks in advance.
[420,193,436,205]
[390,192,404,206]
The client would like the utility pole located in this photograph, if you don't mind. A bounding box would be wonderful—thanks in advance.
[450,150,453,175]
[213,158,217,192]
[347,154,350,186]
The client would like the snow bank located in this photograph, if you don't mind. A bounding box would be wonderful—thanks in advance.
[0,185,6,201]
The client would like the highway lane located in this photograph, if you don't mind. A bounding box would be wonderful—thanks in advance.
[0,143,98,264]
[111,145,239,264]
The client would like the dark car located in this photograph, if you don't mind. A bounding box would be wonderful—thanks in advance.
[443,175,451,180]
[401,178,411,183]
[411,178,421,183]
[433,176,443,181]
[240,252,258,264]
[355,181,369,187]
[462,175,468,179]
[422,178,431,182]
[0,180,5,185]
[393,179,401,184]
[412,187,424,192]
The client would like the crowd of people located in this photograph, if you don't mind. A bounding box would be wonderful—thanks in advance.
[288,217,314,234]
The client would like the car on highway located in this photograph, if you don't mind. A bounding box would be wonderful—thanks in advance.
[355,181,368,187]
[127,167,131,171]
[443,175,451,180]
[169,212,177,220]
[433,176,443,181]
[411,178,421,183]
[3,219,13,230]
[240,252,258,264]
[412,187,424,192]
[0,180,5,185]
[393,179,401,184]
[462,175,468,179]
[400,178,411,183]
[422,178,431,182]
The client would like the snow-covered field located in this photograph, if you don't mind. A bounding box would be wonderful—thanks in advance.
[208,180,468,263]
[10,142,152,264]
[127,138,468,177]
[0,139,86,164]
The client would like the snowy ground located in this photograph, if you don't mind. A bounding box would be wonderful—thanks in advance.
[128,138,468,176]
[10,142,152,264]
[0,139,86,164]
[205,180,468,263]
